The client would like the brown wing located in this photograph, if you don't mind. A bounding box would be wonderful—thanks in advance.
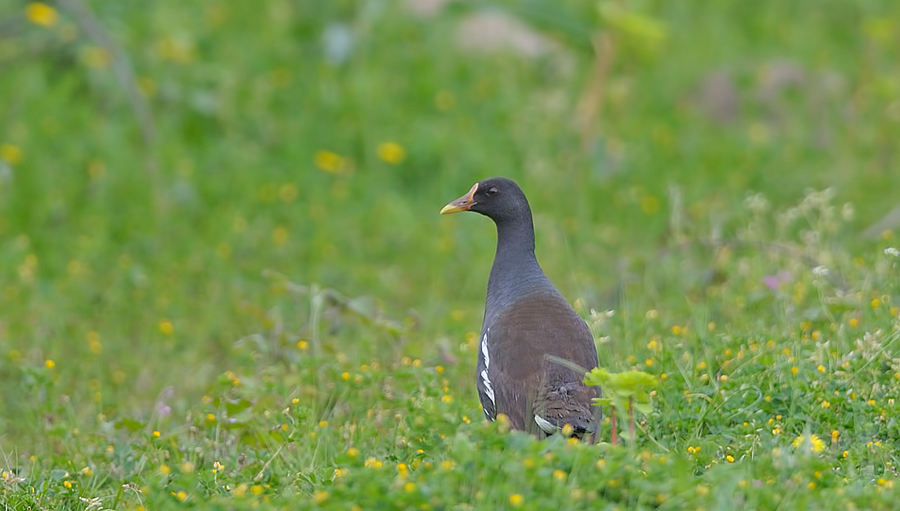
[487,292,600,436]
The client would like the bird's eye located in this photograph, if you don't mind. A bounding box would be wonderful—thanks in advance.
[486,187,499,196]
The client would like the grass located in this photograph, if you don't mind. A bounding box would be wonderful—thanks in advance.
[2,0,900,509]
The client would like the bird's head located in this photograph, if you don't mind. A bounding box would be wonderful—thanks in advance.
[440,177,529,223]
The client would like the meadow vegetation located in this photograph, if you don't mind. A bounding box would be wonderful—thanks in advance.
[2,0,900,509]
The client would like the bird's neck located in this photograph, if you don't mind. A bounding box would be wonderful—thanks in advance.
[485,217,548,314]
[494,216,537,265]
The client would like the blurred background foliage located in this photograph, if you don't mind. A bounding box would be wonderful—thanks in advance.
[1,0,900,442]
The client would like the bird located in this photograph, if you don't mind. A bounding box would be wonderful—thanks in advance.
[440,177,601,438]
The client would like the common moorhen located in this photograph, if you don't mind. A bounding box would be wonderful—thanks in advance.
[441,177,600,438]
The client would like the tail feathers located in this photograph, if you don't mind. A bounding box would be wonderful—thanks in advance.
[533,381,599,438]
[533,414,595,436]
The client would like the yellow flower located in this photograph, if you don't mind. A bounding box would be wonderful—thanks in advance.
[26,2,58,27]
[726,455,735,463]
[377,142,406,164]
[314,150,346,174]
[272,226,289,245]
[251,484,264,496]
[434,90,455,111]
[159,319,174,336]
[297,340,309,351]
[0,144,23,164]
[44,359,55,369]
[347,447,359,458]
[403,482,416,493]
[175,490,187,501]
[152,430,160,438]
[640,195,660,214]
[87,331,102,355]
[509,494,524,507]
[553,469,567,481]
[849,318,859,328]
[871,298,882,309]
[269,67,291,87]
[792,434,826,453]
[279,183,298,202]
[156,36,195,63]
[791,366,799,375]
[312,491,328,503]
[80,46,111,69]
[137,77,157,98]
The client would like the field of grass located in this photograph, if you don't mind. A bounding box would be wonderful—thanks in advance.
[2,0,900,509]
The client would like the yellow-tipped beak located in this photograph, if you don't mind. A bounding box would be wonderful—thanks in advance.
[440,183,478,215]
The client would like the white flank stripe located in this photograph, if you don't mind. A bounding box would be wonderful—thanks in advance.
[481,331,490,369]
[481,369,495,407]
[480,331,495,407]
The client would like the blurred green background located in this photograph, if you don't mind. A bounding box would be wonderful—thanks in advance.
[1,0,899,443]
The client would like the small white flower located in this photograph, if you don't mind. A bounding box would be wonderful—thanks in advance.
[812,266,830,277]
[885,247,900,258]
[842,203,855,222]
[744,193,769,213]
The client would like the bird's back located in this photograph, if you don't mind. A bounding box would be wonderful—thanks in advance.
[478,290,600,435]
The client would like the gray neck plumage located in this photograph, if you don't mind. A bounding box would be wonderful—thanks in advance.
[484,213,552,319]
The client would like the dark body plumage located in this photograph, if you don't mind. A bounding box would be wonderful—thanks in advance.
[441,177,600,438]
